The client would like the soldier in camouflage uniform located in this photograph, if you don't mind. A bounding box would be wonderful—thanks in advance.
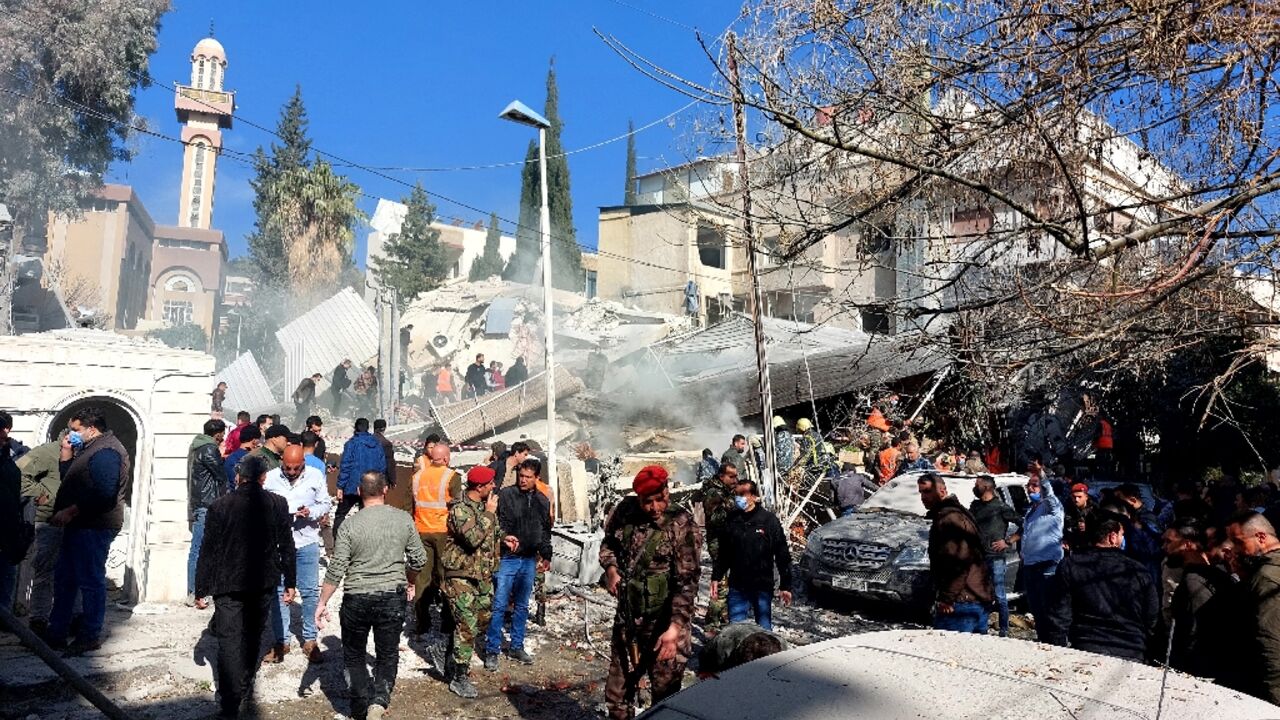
[600,466,701,720]
[692,461,739,630]
[440,465,502,699]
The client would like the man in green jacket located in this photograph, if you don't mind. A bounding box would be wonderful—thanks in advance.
[1228,510,1280,705]
[16,430,69,634]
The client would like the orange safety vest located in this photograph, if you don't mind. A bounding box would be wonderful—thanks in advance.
[411,457,455,534]
[436,367,453,393]
[537,480,555,523]
[867,407,891,432]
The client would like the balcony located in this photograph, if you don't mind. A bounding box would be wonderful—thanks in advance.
[174,85,234,126]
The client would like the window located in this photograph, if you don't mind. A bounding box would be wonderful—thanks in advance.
[164,275,197,293]
[196,59,206,89]
[860,225,893,256]
[162,300,194,327]
[189,142,207,227]
[950,207,994,241]
[584,270,598,299]
[861,306,892,335]
[158,238,211,250]
[697,224,726,269]
[210,63,221,91]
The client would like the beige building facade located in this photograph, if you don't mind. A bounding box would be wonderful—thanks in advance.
[44,184,155,330]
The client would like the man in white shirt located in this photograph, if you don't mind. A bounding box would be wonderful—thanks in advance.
[264,445,331,663]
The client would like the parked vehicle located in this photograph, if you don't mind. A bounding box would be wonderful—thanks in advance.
[799,470,1029,616]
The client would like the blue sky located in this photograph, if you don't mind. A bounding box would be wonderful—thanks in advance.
[108,0,739,265]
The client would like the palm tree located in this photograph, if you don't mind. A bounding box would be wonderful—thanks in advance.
[267,160,365,297]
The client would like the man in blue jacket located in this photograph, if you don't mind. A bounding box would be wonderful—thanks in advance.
[1021,469,1065,642]
[335,418,386,539]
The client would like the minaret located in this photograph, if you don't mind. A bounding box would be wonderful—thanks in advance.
[175,35,234,229]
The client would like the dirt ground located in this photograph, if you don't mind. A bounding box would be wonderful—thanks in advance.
[0,572,1034,720]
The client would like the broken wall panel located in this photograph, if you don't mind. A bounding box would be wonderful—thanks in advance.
[275,287,379,397]
[431,365,584,443]
[216,351,276,414]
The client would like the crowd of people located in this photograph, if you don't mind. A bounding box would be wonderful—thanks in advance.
[917,463,1280,707]
[15,387,1280,717]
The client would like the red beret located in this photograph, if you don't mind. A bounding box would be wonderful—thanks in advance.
[632,466,669,496]
[1070,482,1089,493]
[467,466,496,486]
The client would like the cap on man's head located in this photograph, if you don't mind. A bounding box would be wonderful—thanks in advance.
[633,466,669,496]
[467,466,496,487]
[1071,482,1089,493]
[265,425,291,440]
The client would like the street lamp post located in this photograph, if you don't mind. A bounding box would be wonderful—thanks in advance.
[500,100,558,519]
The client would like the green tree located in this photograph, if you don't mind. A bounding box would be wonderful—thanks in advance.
[268,160,365,298]
[372,182,449,305]
[505,61,583,291]
[469,212,507,280]
[624,119,637,205]
[0,1,169,334]
[246,86,312,288]
[148,323,209,351]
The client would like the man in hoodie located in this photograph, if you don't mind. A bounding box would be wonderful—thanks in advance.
[484,458,551,671]
[918,473,992,633]
[335,418,387,539]
[1228,511,1280,704]
[47,406,131,654]
[709,478,791,630]
[187,419,227,606]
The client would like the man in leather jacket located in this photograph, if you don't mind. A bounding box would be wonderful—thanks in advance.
[187,419,227,605]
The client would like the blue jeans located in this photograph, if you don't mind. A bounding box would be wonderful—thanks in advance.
[933,601,987,633]
[987,556,1009,637]
[1023,560,1059,642]
[486,555,536,654]
[48,527,118,643]
[187,508,207,596]
[727,587,774,630]
[271,541,321,643]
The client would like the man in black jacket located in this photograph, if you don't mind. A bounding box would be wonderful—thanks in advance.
[331,359,354,414]
[293,373,322,428]
[484,458,551,671]
[48,406,131,655]
[195,455,296,718]
[0,410,25,613]
[187,419,227,606]
[709,479,792,630]
[1045,516,1158,661]
[969,475,1022,636]
[464,354,488,399]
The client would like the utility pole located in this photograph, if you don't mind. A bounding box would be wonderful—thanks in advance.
[728,33,779,508]
[0,204,16,336]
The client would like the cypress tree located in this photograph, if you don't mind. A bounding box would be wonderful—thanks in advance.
[470,211,507,280]
[624,119,638,205]
[247,85,312,288]
[372,182,449,306]
[543,61,583,291]
[505,60,583,291]
[505,140,542,283]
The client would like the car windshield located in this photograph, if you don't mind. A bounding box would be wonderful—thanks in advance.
[859,475,930,516]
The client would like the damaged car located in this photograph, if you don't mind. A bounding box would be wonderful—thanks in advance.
[799,470,1029,617]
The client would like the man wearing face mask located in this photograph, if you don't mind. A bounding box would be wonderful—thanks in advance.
[47,406,131,655]
[1227,511,1280,704]
[709,479,791,630]
[1164,517,1250,691]
[1044,516,1158,660]
[1020,471,1064,641]
[969,475,1022,636]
